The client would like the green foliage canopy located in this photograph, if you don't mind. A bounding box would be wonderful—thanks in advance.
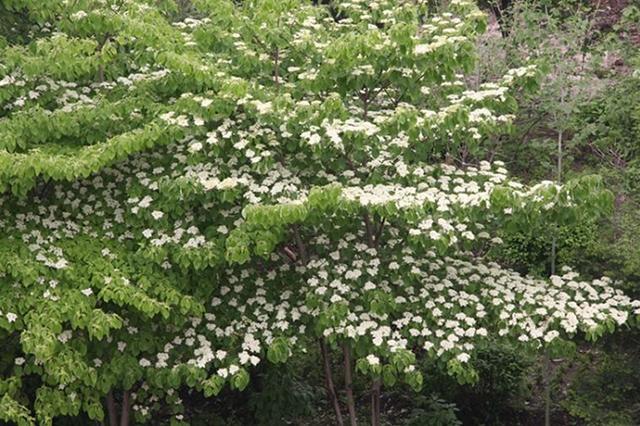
[0,0,637,424]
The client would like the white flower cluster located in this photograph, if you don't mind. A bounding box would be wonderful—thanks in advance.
[0,0,632,422]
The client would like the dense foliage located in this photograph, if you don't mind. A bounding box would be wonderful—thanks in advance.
[0,0,638,425]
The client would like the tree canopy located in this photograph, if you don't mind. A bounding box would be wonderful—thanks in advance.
[0,0,637,425]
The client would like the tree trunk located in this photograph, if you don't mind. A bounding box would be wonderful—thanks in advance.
[119,390,130,426]
[97,63,105,83]
[274,47,280,88]
[293,225,308,264]
[320,340,344,426]
[342,344,358,426]
[363,213,375,247]
[106,391,118,426]
[544,351,551,426]
[371,378,381,426]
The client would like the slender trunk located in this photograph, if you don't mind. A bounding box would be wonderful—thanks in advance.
[342,344,357,426]
[374,217,385,249]
[545,92,564,426]
[282,245,297,262]
[119,390,130,426]
[363,213,375,247]
[274,47,280,88]
[37,180,53,199]
[362,90,369,120]
[98,64,105,83]
[550,236,557,276]
[106,391,118,426]
[557,129,563,184]
[544,350,551,426]
[293,225,308,264]
[371,378,381,426]
[320,340,344,426]
[96,35,109,83]
[546,230,556,426]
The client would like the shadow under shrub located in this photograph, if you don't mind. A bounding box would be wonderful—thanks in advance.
[182,353,324,426]
[403,395,462,426]
[562,332,640,426]
[416,342,533,425]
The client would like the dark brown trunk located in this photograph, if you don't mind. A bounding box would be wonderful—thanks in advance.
[371,379,381,426]
[119,390,130,426]
[374,217,385,248]
[293,225,308,264]
[106,391,118,426]
[342,344,358,426]
[320,340,344,426]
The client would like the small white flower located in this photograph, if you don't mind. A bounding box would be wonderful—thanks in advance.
[366,354,380,366]
[543,330,560,343]
[330,294,342,303]
[239,351,250,365]
[189,142,203,153]
[151,210,164,220]
[308,133,321,145]
[6,313,17,323]
[456,353,470,363]
[71,10,88,20]
[414,44,433,55]
[138,196,153,208]
[81,288,93,296]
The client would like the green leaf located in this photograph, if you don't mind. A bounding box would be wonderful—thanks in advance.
[203,375,225,397]
[231,369,250,391]
[267,337,289,364]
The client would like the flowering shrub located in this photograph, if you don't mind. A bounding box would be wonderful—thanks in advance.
[0,0,637,425]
